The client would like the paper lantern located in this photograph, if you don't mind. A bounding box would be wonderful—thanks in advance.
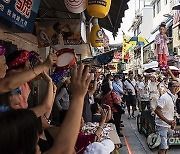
[90,19,103,47]
[64,0,86,14]
[87,0,111,18]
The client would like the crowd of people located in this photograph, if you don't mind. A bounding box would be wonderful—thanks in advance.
[0,49,179,154]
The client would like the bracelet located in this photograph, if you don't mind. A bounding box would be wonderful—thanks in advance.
[32,68,38,77]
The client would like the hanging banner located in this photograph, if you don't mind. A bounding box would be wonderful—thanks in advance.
[0,0,40,32]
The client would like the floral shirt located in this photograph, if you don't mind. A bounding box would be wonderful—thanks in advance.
[154,33,169,56]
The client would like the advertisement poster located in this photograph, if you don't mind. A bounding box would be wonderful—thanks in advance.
[0,0,40,32]
[36,19,83,47]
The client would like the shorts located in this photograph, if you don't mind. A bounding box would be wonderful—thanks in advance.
[156,125,174,150]
[125,95,136,107]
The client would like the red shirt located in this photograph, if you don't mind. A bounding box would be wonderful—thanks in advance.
[103,91,120,112]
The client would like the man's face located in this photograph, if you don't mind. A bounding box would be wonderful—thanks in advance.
[170,81,180,94]
[0,55,8,78]
[114,77,119,82]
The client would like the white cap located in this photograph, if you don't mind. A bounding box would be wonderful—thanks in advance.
[83,139,115,154]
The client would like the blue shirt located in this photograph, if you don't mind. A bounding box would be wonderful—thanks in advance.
[112,80,124,98]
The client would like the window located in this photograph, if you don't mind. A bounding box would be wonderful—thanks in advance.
[157,0,161,14]
[153,4,156,17]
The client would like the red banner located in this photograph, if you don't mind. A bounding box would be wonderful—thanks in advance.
[113,52,129,60]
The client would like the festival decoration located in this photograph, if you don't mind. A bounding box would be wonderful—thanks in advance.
[51,68,68,84]
[87,0,111,18]
[64,0,86,14]
[8,50,30,68]
[90,18,103,47]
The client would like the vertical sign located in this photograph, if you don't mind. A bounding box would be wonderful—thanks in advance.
[0,0,40,32]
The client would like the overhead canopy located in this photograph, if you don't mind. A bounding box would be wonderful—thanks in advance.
[37,0,130,37]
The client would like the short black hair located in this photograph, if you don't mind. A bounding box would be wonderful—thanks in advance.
[159,22,166,29]
[114,74,120,80]
[0,109,40,154]
[101,82,111,95]
[168,80,178,88]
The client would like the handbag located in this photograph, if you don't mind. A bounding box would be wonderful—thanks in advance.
[111,92,125,114]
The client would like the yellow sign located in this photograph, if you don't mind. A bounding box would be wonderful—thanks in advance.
[90,24,103,47]
[87,0,111,18]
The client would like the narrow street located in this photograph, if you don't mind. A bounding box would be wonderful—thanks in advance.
[120,112,180,154]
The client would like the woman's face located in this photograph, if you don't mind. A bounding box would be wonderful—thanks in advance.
[0,55,8,78]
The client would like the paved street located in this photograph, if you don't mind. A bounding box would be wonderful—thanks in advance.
[119,112,180,154]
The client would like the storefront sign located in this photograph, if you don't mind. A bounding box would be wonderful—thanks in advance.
[0,0,40,32]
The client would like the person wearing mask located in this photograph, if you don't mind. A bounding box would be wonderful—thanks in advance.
[149,74,160,114]
[55,77,71,123]
[124,72,137,119]
[155,80,179,154]
[139,76,150,111]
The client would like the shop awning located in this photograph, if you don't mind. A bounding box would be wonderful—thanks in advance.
[37,0,130,38]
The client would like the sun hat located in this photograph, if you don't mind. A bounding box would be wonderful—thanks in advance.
[83,139,115,154]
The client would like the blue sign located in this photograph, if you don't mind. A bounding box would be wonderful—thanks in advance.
[0,0,40,32]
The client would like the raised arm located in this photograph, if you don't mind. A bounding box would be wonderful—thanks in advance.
[88,73,99,97]
[32,72,55,118]
[167,68,177,81]
[0,54,57,93]
[46,64,92,154]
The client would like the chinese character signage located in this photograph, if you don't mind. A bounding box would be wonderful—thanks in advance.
[0,0,40,32]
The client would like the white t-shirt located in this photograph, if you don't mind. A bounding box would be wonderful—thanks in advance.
[155,90,176,128]
[124,79,136,95]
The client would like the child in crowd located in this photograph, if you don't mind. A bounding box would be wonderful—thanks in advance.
[155,22,169,70]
